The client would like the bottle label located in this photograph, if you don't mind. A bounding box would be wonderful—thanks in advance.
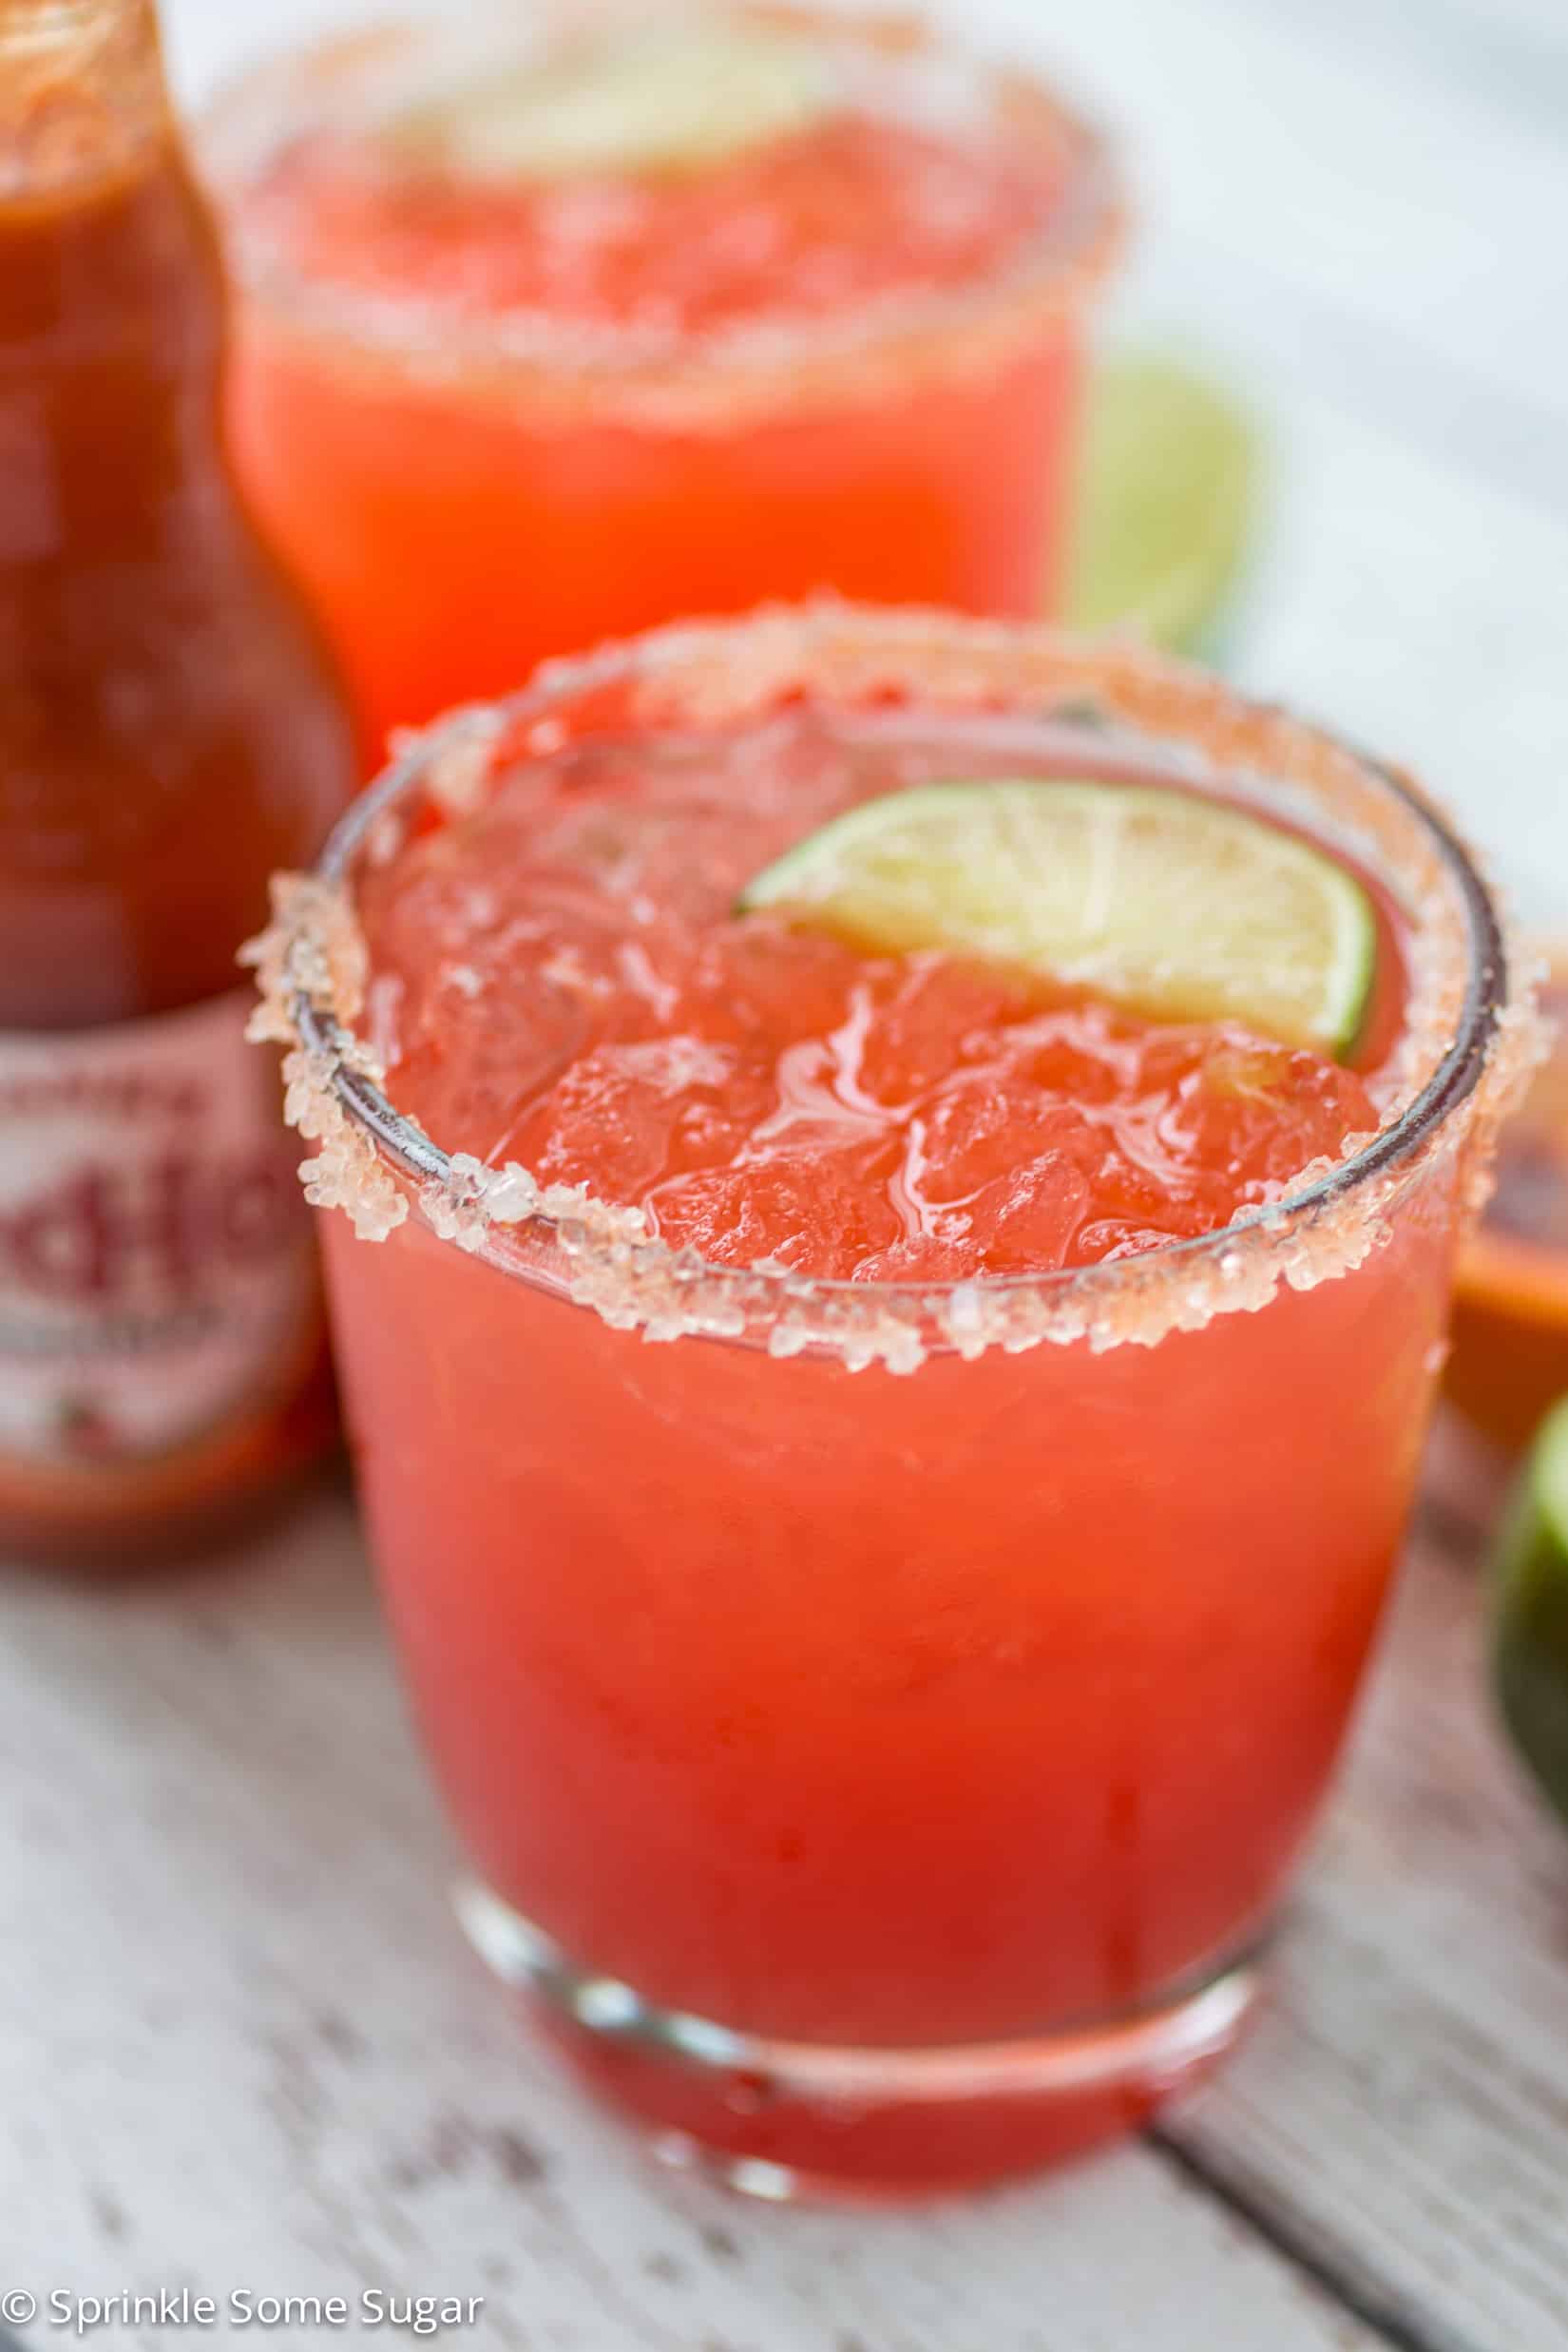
[0,989,316,1467]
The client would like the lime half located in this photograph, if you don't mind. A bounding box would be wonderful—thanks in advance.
[1493,1398,1568,1831]
[390,26,835,183]
[737,779,1377,1057]
[1067,356,1261,657]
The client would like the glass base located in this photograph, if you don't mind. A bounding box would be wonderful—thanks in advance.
[457,1882,1263,2201]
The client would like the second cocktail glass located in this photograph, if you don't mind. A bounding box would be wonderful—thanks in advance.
[206,5,1121,754]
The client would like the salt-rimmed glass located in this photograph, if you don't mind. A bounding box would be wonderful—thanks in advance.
[202,2,1123,752]
[252,606,1531,2199]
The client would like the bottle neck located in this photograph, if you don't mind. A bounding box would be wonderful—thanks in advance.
[0,0,170,204]
[0,0,233,550]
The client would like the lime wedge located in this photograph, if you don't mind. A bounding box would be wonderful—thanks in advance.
[389,26,836,183]
[1493,1397,1568,1831]
[737,779,1377,1057]
[1067,356,1261,657]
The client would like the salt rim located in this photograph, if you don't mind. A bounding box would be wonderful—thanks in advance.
[199,1,1124,433]
[246,603,1540,1374]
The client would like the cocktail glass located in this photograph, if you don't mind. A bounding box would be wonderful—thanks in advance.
[253,607,1528,2197]
[205,5,1122,755]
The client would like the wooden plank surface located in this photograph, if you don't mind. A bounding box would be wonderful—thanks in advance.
[4,1456,1565,2349]
[0,1484,1392,2352]
[1166,1489,1568,2352]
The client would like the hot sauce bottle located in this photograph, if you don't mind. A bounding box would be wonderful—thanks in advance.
[0,0,355,1562]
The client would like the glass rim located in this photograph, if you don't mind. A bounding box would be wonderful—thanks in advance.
[263,604,1527,1363]
[200,1,1125,411]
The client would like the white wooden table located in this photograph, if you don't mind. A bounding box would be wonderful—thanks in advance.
[6,1,1568,2344]
[4,1448,1566,2352]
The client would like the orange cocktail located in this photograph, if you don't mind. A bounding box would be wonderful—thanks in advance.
[1446,956,1568,1452]
[207,7,1120,756]
[256,611,1521,2195]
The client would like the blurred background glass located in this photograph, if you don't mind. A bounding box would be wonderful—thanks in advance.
[166,0,1568,930]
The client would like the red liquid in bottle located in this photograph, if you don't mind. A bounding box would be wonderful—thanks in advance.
[0,0,356,1563]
